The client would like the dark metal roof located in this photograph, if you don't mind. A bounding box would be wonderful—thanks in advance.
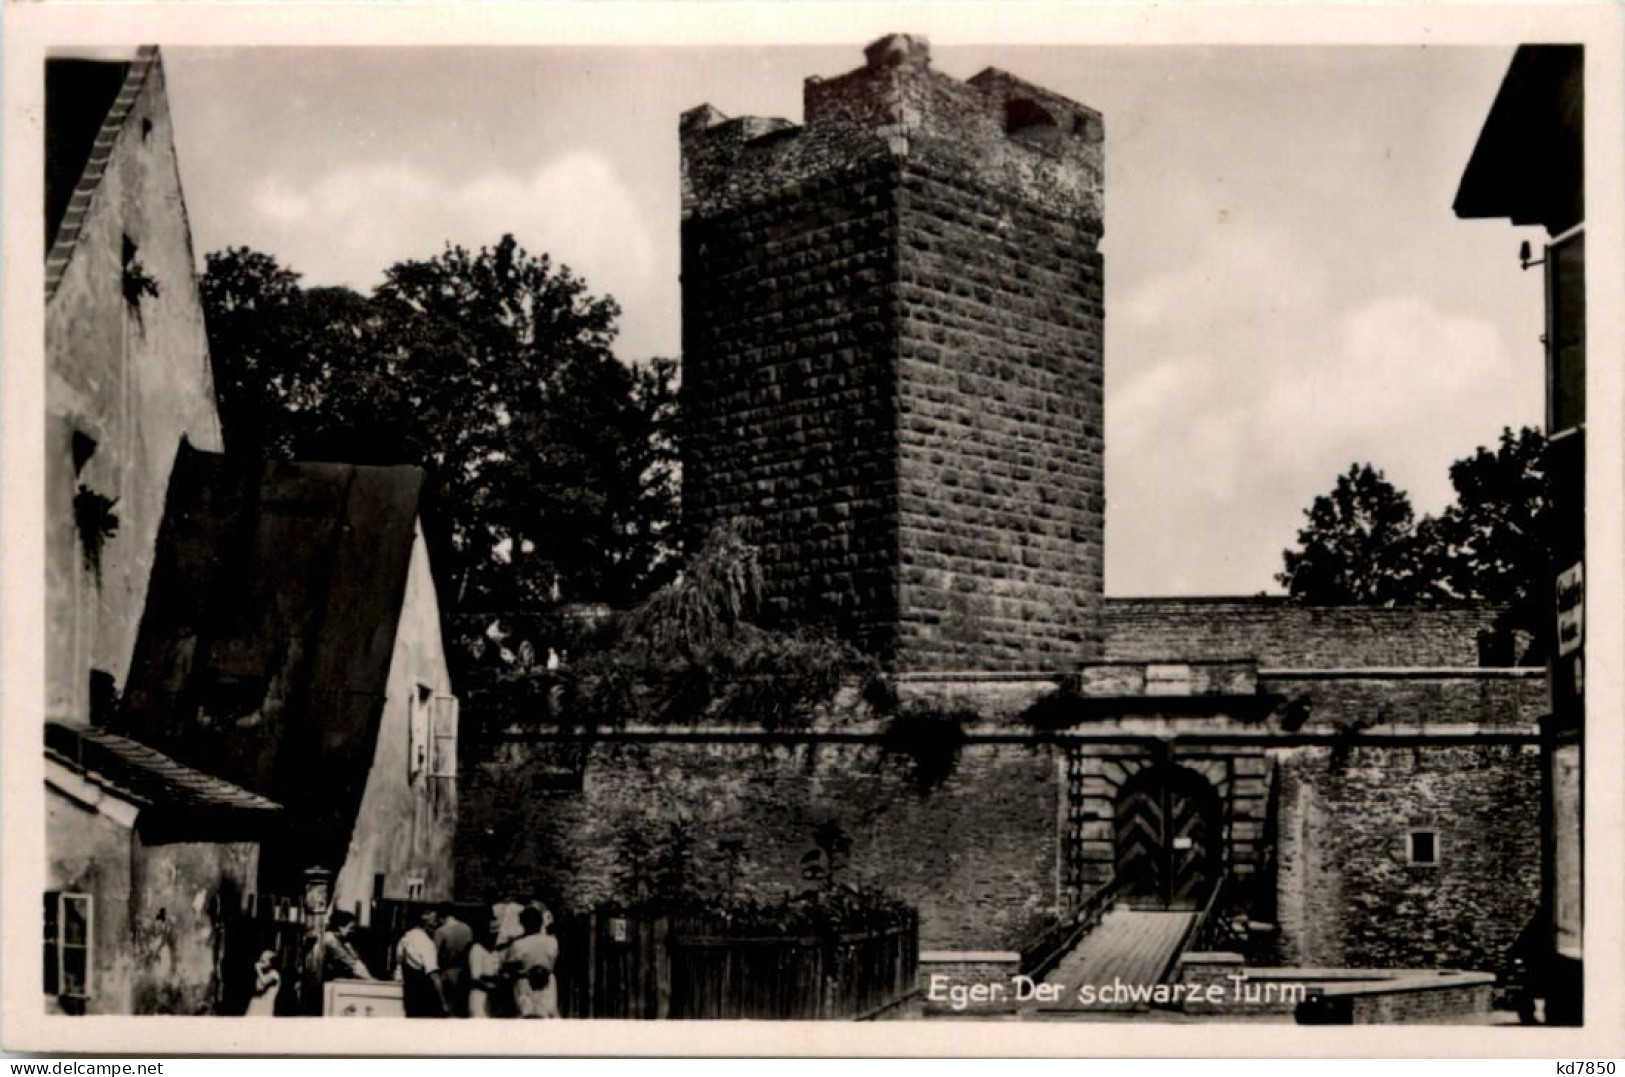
[46,721,281,841]
[118,441,427,876]
[1455,45,1584,233]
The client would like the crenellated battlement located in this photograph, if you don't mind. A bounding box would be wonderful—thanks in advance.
[681,34,1104,227]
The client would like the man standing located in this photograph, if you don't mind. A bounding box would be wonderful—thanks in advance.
[433,903,474,1017]
[395,907,448,1017]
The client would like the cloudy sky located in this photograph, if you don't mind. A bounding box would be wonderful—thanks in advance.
[159,43,1546,596]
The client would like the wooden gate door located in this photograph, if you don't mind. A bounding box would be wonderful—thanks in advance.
[1113,763,1220,910]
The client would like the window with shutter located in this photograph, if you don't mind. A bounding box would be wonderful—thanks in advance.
[431,694,459,779]
[43,892,59,995]
[408,686,431,779]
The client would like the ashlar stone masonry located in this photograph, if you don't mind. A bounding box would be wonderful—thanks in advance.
[681,34,1106,672]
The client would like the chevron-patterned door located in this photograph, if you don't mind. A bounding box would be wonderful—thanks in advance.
[1113,764,1220,910]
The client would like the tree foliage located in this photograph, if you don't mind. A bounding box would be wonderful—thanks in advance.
[201,237,681,660]
[1278,464,1426,604]
[564,522,873,733]
[1279,428,1551,660]
[1418,427,1550,608]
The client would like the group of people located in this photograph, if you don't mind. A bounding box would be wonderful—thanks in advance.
[247,899,561,1018]
[391,902,561,1018]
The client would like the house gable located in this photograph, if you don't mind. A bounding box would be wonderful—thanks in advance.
[118,444,433,893]
[46,47,224,725]
[334,523,458,910]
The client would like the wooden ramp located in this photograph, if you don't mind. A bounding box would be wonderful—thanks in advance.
[1038,907,1198,1013]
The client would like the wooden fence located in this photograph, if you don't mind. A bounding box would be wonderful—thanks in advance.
[555,909,918,1020]
[237,897,916,1019]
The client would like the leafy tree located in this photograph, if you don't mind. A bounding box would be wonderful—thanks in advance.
[1278,428,1551,661]
[1419,427,1549,607]
[1419,427,1551,660]
[1277,464,1428,604]
[201,238,681,675]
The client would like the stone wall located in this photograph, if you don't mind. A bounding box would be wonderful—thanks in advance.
[1274,743,1541,971]
[1260,672,1547,731]
[46,781,137,1014]
[45,774,258,1015]
[46,50,223,726]
[680,35,1105,671]
[458,736,1063,952]
[894,152,1104,669]
[128,836,259,1015]
[679,157,902,654]
[1104,599,1504,667]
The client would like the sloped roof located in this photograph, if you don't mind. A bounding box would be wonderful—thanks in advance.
[1455,45,1584,233]
[118,442,428,878]
[47,721,281,839]
[45,47,158,296]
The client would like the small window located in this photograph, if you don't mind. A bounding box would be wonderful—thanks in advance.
[44,891,93,1004]
[404,875,426,902]
[1407,829,1440,866]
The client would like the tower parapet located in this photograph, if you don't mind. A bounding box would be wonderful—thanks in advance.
[682,34,1103,227]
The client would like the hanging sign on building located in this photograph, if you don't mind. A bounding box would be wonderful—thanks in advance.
[1555,561,1584,657]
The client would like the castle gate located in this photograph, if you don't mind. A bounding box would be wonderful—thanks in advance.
[1113,762,1221,910]
[1064,744,1275,911]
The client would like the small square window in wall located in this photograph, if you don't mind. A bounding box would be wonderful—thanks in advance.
[1408,828,1440,866]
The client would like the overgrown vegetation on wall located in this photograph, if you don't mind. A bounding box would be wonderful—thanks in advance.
[602,818,912,934]
[879,705,971,791]
[562,522,874,733]
[1019,674,1087,731]
[73,485,120,583]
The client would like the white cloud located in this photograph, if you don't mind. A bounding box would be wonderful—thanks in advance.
[1117,223,1327,331]
[1108,264,1539,596]
[245,152,657,352]
[1254,295,1531,512]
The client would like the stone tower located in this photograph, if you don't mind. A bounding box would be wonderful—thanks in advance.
[680,34,1105,671]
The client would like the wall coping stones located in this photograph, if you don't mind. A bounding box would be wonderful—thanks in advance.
[1260,667,1545,680]
[490,725,1542,746]
[1312,970,1495,997]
